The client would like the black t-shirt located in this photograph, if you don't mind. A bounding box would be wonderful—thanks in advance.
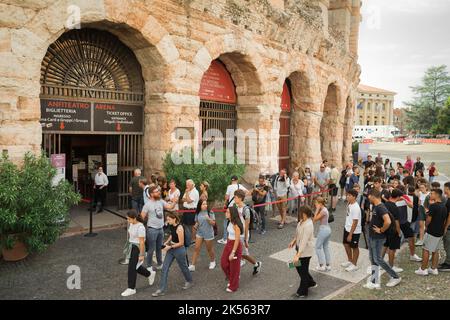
[447,198,450,230]
[385,201,400,235]
[387,175,400,184]
[364,160,375,169]
[254,184,269,204]
[369,203,389,239]
[169,224,181,244]
[381,189,390,203]
[427,203,449,237]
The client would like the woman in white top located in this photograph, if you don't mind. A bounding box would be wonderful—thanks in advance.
[167,179,180,212]
[288,172,305,215]
[288,205,316,298]
[121,211,153,297]
[416,183,430,246]
[220,206,243,293]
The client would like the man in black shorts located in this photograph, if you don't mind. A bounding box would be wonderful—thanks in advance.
[341,189,362,272]
[382,191,403,273]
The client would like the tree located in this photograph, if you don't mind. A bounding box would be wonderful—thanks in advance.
[405,65,450,133]
[432,97,450,134]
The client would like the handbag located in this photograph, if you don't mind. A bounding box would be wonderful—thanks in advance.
[328,212,335,223]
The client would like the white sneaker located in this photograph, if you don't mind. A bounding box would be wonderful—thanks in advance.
[315,265,327,272]
[148,268,156,286]
[410,254,422,262]
[325,265,332,272]
[209,261,216,270]
[341,261,352,268]
[386,277,402,287]
[415,268,429,276]
[345,264,359,272]
[240,260,246,267]
[188,264,195,272]
[392,266,404,273]
[363,282,381,290]
[415,240,424,246]
[428,268,439,275]
[366,266,372,275]
[121,288,136,297]
[217,239,227,245]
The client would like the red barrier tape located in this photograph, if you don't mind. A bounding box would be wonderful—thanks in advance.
[80,188,335,214]
[175,188,335,214]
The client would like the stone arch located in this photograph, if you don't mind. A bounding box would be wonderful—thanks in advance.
[192,34,276,179]
[320,82,343,165]
[16,1,183,175]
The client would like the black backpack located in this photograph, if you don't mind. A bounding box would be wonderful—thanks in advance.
[383,208,397,236]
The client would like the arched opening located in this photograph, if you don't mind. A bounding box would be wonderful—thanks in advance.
[40,28,145,209]
[198,59,237,151]
[278,80,292,172]
[320,83,339,163]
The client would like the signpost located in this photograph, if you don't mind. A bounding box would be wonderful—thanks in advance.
[40,100,144,134]
[50,154,66,186]
[40,100,91,132]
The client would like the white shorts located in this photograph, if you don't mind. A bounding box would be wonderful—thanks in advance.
[423,233,442,253]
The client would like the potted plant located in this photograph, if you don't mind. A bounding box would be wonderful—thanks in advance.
[0,152,80,261]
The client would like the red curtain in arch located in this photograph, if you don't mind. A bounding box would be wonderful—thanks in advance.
[279,82,291,171]
[199,60,237,104]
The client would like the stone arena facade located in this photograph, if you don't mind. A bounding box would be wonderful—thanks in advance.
[0,0,361,182]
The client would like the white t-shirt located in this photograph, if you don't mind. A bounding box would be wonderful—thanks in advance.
[290,179,304,197]
[168,188,180,211]
[345,202,362,234]
[128,222,146,244]
[183,188,199,209]
[226,183,248,207]
[94,172,109,186]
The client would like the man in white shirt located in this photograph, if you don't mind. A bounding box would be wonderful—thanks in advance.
[341,189,362,272]
[93,166,109,213]
[181,179,200,244]
[218,176,248,244]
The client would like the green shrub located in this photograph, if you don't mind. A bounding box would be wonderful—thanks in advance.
[163,147,246,203]
[0,152,80,253]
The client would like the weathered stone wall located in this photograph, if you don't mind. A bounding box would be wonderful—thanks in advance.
[0,0,361,181]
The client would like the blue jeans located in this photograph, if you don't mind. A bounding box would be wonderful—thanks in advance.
[222,219,228,241]
[146,227,164,268]
[159,246,192,292]
[315,225,331,265]
[368,236,399,283]
[131,198,143,214]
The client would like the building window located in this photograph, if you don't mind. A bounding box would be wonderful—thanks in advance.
[367,121,370,125]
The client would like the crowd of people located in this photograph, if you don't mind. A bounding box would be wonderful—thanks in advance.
[119,154,449,298]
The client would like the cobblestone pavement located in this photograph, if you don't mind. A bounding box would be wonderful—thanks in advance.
[1,200,360,300]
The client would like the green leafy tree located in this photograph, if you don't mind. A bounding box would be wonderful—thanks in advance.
[163,147,246,203]
[432,97,450,134]
[0,153,80,252]
[405,65,450,133]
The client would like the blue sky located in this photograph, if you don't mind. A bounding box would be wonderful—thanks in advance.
[358,0,450,107]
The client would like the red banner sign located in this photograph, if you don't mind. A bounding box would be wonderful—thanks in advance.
[199,60,237,104]
[280,82,291,111]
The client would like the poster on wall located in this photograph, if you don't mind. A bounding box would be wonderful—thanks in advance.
[50,154,66,186]
[106,153,118,176]
[88,155,103,174]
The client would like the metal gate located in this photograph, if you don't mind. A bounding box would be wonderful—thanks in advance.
[42,133,61,155]
[117,135,143,209]
[278,110,291,171]
[199,100,237,150]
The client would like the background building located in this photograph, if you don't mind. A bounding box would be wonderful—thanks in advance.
[0,0,361,207]
[393,107,410,134]
[356,84,396,126]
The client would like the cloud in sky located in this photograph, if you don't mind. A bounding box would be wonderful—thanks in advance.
[358,0,450,107]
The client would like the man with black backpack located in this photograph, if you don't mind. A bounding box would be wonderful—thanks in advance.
[234,189,262,275]
[252,175,269,235]
[364,189,401,290]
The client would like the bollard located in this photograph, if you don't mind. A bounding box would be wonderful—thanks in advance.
[84,201,97,237]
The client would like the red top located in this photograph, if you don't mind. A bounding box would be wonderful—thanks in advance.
[429,166,436,177]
